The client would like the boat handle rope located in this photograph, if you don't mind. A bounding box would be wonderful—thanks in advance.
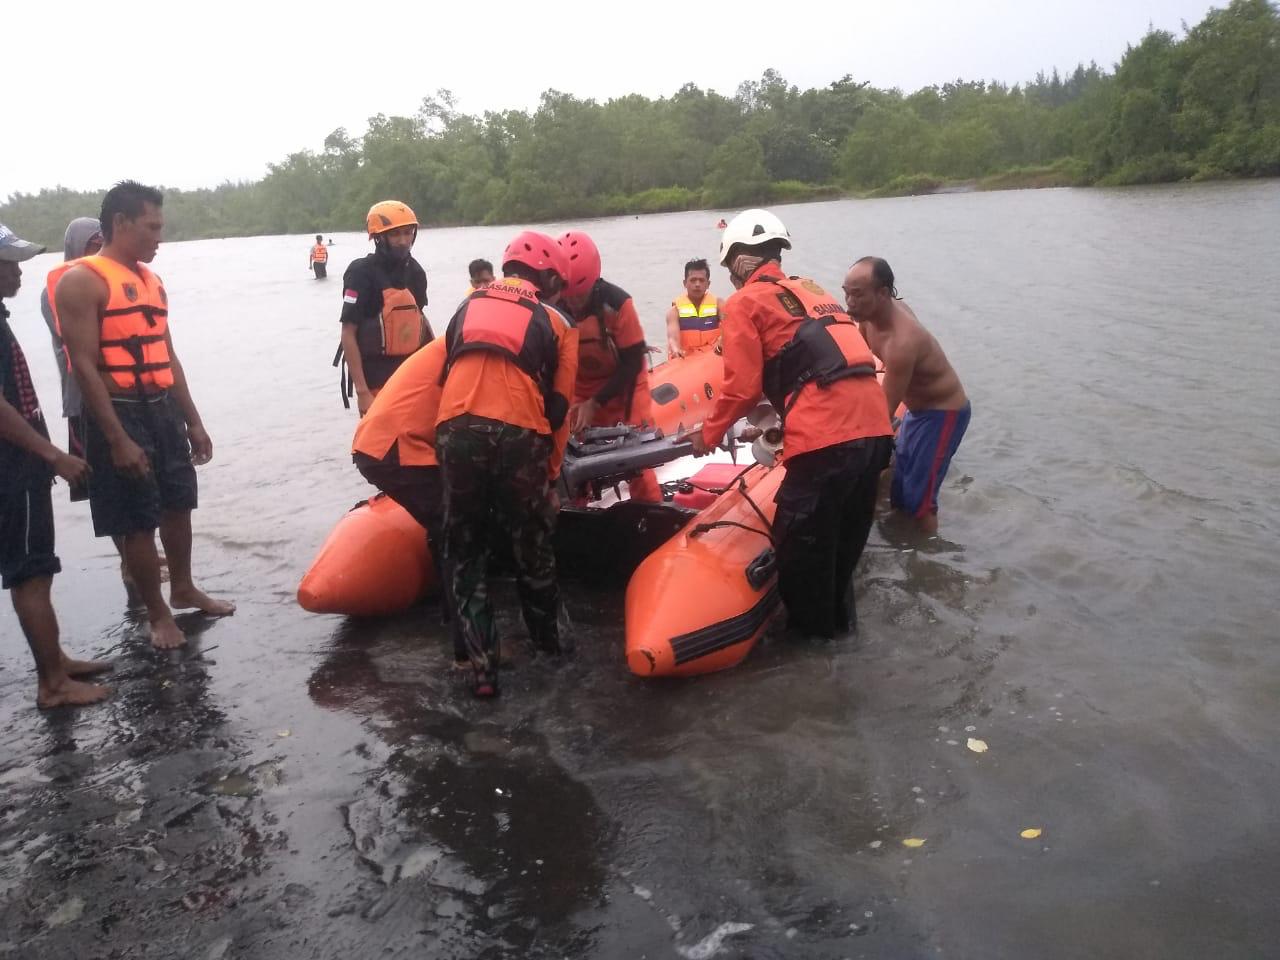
[690,474,776,545]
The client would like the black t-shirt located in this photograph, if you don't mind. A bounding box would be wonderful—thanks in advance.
[340,253,430,390]
[0,304,52,482]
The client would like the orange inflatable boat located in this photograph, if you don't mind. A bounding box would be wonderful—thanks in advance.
[297,349,725,617]
[297,493,436,616]
[624,460,785,678]
[647,346,723,436]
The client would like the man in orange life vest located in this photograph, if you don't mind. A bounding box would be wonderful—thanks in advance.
[435,231,578,698]
[689,209,894,639]
[1,222,112,708]
[350,335,463,661]
[309,234,329,279]
[55,181,235,651]
[557,230,660,502]
[337,201,431,415]
[665,257,723,358]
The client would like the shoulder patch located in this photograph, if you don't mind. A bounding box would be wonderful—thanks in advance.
[343,289,359,304]
[776,291,807,318]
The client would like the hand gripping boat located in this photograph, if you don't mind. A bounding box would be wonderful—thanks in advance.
[297,349,727,616]
[624,460,784,678]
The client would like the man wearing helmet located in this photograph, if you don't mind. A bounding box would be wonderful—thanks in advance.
[557,231,661,502]
[690,209,894,639]
[435,232,578,698]
[336,201,431,415]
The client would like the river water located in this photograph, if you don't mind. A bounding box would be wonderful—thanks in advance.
[1,182,1278,959]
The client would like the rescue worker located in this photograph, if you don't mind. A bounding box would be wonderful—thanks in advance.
[350,335,463,661]
[56,180,236,651]
[844,257,970,535]
[1,223,112,708]
[665,257,723,358]
[309,234,329,279]
[557,230,660,502]
[466,258,494,294]
[689,209,894,639]
[435,231,578,698]
[336,201,431,415]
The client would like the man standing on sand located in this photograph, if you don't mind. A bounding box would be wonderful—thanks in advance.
[56,181,235,650]
[0,223,111,707]
[843,257,970,535]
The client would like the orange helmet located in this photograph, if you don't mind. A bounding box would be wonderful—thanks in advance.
[366,200,419,237]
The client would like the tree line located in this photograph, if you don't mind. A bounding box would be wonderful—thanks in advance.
[4,0,1277,248]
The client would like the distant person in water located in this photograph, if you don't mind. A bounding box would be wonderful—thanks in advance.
[843,257,969,535]
[0,222,112,707]
[336,201,431,415]
[56,181,236,650]
[665,258,723,358]
[326,238,334,245]
[716,218,728,229]
[467,258,494,294]
[309,234,328,279]
[43,217,163,604]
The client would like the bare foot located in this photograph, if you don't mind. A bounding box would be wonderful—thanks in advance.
[61,654,114,677]
[150,615,188,650]
[38,676,111,709]
[169,586,236,616]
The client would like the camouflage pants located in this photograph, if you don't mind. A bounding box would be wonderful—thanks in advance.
[437,414,566,676]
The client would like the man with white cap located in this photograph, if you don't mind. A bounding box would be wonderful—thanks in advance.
[0,223,112,707]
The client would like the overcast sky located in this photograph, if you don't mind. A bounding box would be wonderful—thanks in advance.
[5,0,1219,198]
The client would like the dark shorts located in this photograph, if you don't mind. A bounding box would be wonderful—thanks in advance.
[67,414,89,502]
[313,261,327,279]
[84,392,198,537]
[891,404,971,518]
[0,471,61,589]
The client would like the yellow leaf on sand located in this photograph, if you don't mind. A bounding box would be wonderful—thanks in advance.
[902,838,926,848]
[967,738,988,753]
[1020,828,1042,839]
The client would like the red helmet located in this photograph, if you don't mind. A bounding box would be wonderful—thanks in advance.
[557,231,601,299]
[501,231,567,288]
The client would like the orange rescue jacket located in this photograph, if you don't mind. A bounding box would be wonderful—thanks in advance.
[77,255,174,392]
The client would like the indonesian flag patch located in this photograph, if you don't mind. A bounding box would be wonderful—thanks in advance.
[343,289,359,304]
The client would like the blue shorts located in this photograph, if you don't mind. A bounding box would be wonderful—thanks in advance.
[891,404,970,518]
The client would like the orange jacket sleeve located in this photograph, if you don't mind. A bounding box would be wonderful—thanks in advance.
[701,294,764,447]
[610,298,645,350]
[548,314,579,480]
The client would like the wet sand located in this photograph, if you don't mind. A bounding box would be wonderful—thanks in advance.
[2,182,1279,958]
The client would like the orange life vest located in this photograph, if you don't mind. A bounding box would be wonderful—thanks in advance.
[443,278,559,390]
[758,275,876,417]
[44,261,76,369]
[311,244,328,263]
[674,293,720,351]
[76,255,174,392]
[575,279,633,380]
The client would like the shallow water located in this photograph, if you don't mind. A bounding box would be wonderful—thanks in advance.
[2,181,1278,958]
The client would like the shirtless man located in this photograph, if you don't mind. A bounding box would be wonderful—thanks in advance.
[843,257,970,535]
[57,181,234,649]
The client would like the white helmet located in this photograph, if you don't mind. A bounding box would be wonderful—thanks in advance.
[718,208,792,266]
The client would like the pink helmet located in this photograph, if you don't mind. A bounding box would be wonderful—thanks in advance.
[557,230,601,299]
[502,230,568,289]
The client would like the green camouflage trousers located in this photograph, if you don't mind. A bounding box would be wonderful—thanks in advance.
[437,414,567,676]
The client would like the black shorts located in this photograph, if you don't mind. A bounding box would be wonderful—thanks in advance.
[84,392,198,537]
[313,261,327,279]
[0,470,61,589]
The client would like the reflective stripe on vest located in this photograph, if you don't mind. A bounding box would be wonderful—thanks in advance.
[674,294,719,331]
[312,244,328,263]
[758,275,876,417]
[78,255,174,392]
[443,278,558,392]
